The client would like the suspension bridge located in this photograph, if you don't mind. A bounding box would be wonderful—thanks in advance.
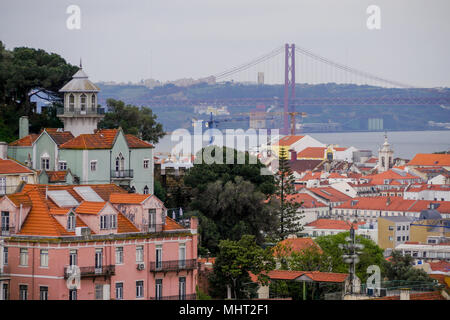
[136,43,450,134]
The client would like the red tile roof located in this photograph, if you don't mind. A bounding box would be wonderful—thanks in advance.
[274,135,305,146]
[307,187,352,203]
[276,237,322,254]
[407,153,450,167]
[117,212,140,233]
[44,128,75,146]
[0,159,34,174]
[8,134,39,147]
[305,219,363,230]
[285,193,327,208]
[163,216,186,231]
[59,129,153,150]
[109,193,152,204]
[428,261,450,273]
[75,201,107,215]
[250,270,349,283]
[365,170,420,185]
[46,170,68,182]
[297,147,326,159]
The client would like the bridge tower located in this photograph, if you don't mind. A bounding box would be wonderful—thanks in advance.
[283,43,296,135]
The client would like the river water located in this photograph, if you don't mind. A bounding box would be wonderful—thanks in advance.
[154,130,450,160]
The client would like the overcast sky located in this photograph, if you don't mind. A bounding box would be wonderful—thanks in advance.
[0,0,449,87]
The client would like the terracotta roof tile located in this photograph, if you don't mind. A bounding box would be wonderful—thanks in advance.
[0,159,34,174]
[4,193,32,207]
[8,134,39,147]
[117,212,140,233]
[305,219,363,230]
[307,187,352,203]
[46,170,68,182]
[163,216,186,231]
[297,147,326,159]
[285,193,327,208]
[44,129,74,146]
[75,201,106,215]
[125,134,154,148]
[109,193,152,204]
[276,238,322,254]
[274,135,305,147]
[407,154,450,167]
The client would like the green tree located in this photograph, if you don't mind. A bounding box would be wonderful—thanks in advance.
[0,41,78,140]
[271,148,303,240]
[315,232,385,283]
[188,176,278,254]
[153,180,166,202]
[383,250,435,284]
[209,235,275,299]
[183,146,276,196]
[98,98,165,143]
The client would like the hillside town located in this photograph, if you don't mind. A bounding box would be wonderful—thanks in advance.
[0,66,448,302]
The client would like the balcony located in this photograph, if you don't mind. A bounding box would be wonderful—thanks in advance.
[0,225,16,237]
[111,170,134,179]
[149,293,196,300]
[57,107,105,116]
[149,259,197,273]
[64,265,115,279]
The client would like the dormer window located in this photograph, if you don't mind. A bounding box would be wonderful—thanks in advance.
[41,156,50,171]
[67,212,76,231]
[69,94,75,111]
[143,185,149,194]
[100,214,117,230]
[80,94,87,111]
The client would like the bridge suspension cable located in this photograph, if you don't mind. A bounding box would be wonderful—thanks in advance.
[213,46,284,81]
[294,46,415,88]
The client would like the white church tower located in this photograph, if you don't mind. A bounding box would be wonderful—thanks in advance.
[58,65,104,137]
[377,133,394,172]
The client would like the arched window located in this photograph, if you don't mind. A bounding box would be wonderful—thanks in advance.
[69,94,75,111]
[115,153,125,172]
[67,212,76,230]
[143,185,149,194]
[91,94,96,111]
[80,94,87,111]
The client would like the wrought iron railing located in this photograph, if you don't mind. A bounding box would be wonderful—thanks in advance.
[64,265,115,279]
[149,259,197,272]
[57,107,105,116]
[149,293,196,300]
[0,225,16,236]
[111,170,134,179]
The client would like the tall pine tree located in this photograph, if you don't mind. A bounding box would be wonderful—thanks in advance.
[273,148,304,240]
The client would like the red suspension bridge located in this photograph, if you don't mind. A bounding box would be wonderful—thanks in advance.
[136,43,450,134]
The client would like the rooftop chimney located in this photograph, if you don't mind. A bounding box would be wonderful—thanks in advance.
[0,142,7,160]
[19,116,29,139]
[289,149,297,161]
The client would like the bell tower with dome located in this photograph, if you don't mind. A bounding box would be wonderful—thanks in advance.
[377,133,394,172]
[57,65,104,137]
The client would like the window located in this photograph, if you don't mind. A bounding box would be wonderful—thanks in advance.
[95,249,103,269]
[116,247,124,265]
[59,161,67,170]
[397,226,401,231]
[40,249,49,267]
[90,161,97,172]
[423,251,427,258]
[100,215,108,229]
[397,236,401,241]
[115,153,125,172]
[155,279,162,300]
[3,247,8,265]
[69,94,75,111]
[2,283,8,300]
[95,284,103,300]
[115,283,123,300]
[80,94,87,111]
[402,236,405,241]
[0,177,6,195]
[19,248,28,266]
[412,251,418,257]
[111,215,117,229]
[143,185,149,195]
[67,213,76,231]
[19,285,28,300]
[69,289,77,300]
[40,287,48,300]
[91,94,96,111]
[179,243,186,268]
[1,211,9,232]
[388,226,394,231]
[143,159,150,169]
[156,245,162,270]
[136,281,144,298]
[100,215,117,230]
[21,176,28,182]
[69,249,77,266]
[388,236,393,241]
[402,225,405,231]
[179,277,186,300]
[136,246,144,263]
[149,209,156,231]
[41,157,50,170]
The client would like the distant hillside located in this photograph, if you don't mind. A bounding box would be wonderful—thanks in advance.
[96,82,450,132]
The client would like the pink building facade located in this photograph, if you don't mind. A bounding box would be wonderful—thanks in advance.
[0,184,198,300]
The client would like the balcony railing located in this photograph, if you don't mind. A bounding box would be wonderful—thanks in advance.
[64,265,115,279]
[0,225,16,236]
[149,293,196,300]
[149,259,197,273]
[111,170,134,179]
[57,107,105,116]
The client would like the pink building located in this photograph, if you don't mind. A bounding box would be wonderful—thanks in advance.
[0,183,198,300]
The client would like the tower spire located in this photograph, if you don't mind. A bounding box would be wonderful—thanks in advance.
[79,58,82,69]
